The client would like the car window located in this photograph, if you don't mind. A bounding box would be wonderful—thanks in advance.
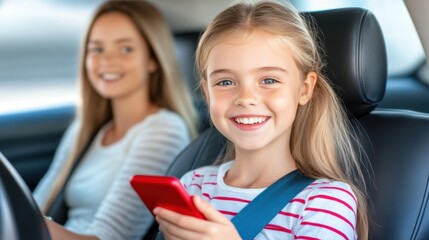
[0,1,100,114]
[0,0,425,114]
[292,0,425,77]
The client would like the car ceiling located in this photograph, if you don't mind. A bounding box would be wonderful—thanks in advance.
[147,0,232,32]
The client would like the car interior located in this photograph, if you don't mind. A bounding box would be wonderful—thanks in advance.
[0,1,428,240]
[0,152,51,240]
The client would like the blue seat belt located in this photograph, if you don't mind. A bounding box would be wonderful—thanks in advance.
[231,170,314,240]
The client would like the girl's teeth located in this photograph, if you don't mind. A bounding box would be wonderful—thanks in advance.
[235,117,266,124]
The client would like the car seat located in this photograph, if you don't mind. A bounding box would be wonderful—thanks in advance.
[145,7,429,240]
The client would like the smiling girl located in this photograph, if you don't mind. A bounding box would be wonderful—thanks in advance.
[154,1,368,239]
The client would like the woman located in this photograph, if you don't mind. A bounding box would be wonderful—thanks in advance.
[33,1,198,239]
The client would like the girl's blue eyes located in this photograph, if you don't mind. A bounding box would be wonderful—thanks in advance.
[216,78,279,86]
[261,78,278,84]
[217,80,234,86]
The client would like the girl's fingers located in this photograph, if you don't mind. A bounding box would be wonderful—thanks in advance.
[156,213,206,240]
[155,203,241,240]
[154,207,207,232]
[193,195,230,224]
[157,219,184,240]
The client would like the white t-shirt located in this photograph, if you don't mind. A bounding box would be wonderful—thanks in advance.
[181,161,358,240]
[34,109,191,240]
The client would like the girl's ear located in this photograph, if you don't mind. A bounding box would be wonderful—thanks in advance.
[299,71,317,105]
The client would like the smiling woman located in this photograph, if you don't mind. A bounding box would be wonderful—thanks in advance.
[85,12,158,103]
[30,1,198,240]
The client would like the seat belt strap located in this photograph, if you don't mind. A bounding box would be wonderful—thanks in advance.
[231,170,314,240]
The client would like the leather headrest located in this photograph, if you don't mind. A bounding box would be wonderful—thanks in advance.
[305,8,387,117]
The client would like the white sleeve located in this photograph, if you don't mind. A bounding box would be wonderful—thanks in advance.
[85,113,191,240]
[293,181,358,240]
[32,120,79,209]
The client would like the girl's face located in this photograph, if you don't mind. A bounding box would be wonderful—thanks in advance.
[85,12,157,100]
[203,30,316,155]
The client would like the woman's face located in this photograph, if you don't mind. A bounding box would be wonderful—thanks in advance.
[85,11,157,100]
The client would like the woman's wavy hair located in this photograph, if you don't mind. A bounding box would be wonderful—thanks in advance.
[41,0,198,213]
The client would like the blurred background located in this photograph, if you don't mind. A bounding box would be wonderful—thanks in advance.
[0,0,424,114]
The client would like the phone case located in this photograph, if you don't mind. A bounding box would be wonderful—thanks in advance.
[130,175,205,219]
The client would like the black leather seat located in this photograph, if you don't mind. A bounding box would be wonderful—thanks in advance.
[146,8,429,240]
[311,8,429,239]
[174,32,210,131]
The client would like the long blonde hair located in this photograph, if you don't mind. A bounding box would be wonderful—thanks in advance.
[42,0,198,213]
[195,1,368,238]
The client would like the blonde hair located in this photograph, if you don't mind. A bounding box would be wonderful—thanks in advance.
[195,1,368,238]
[42,0,198,213]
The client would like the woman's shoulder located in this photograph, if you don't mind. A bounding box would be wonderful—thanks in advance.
[58,119,80,143]
[137,108,187,129]
[149,108,184,122]
[126,109,190,149]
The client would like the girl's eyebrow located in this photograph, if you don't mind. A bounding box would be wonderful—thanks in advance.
[257,66,289,74]
[209,69,232,78]
[209,66,289,78]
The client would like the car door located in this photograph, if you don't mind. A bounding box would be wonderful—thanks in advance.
[0,106,74,191]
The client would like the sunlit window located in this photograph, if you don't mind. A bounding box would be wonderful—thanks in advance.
[0,1,98,114]
[292,0,425,77]
[0,0,425,114]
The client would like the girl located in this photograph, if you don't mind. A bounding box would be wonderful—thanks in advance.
[33,1,198,239]
[154,1,368,239]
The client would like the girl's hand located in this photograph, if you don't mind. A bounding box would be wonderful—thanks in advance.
[154,195,242,240]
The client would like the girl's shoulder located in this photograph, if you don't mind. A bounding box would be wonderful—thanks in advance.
[305,178,356,197]
[298,178,358,211]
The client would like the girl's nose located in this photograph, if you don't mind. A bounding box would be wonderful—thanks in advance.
[233,85,259,107]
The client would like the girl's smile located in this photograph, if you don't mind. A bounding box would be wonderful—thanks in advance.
[230,115,270,131]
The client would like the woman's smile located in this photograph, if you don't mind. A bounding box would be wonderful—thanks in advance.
[98,72,125,82]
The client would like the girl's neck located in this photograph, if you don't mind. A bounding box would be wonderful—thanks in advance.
[224,147,297,188]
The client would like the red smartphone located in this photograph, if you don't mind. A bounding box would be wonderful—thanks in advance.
[130,175,205,219]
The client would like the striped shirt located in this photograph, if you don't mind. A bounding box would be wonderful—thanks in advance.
[181,161,358,240]
[34,109,191,240]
